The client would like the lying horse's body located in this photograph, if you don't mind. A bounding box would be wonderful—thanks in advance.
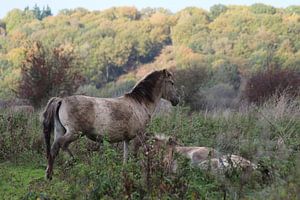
[198,154,257,171]
[43,69,179,180]
[175,146,220,165]
[147,134,257,173]
[174,147,256,171]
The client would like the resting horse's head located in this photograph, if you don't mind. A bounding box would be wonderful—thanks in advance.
[153,134,180,148]
[161,69,179,106]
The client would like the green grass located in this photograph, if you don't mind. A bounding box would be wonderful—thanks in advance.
[0,97,299,199]
[0,162,44,199]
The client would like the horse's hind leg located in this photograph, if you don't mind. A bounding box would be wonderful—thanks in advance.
[46,119,65,180]
[65,148,74,158]
[47,127,79,180]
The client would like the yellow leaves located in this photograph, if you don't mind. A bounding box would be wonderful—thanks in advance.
[282,14,300,24]
[175,46,204,69]
[212,37,233,55]
[281,51,300,69]
[277,39,295,56]
[10,31,27,42]
[248,27,277,50]
[6,47,26,68]
[0,67,21,94]
[212,59,226,70]
[172,8,210,47]
[116,7,139,20]
[177,7,208,21]
[54,43,75,59]
[4,8,35,32]
[150,12,168,25]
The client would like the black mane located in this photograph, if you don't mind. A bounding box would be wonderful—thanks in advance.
[125,70,163,104]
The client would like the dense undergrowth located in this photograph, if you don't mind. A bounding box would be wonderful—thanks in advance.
[0,96,299,199]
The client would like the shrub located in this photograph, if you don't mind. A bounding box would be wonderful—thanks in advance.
[250,3,276,14]
[0,109,42,162]
[212,62,241,91]
[18,41,84,107]
[173,66,208,110]
[199,83,238,110]
[243,69,300,104]
[209,4,228,20]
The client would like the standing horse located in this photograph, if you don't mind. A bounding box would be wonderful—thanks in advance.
[43,69,179,180]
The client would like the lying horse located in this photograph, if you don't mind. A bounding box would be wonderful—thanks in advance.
[133,133,220,172]
[137,134,257,173]
[42,69,179,180]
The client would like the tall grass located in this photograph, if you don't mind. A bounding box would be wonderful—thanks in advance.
[0,95,299,199]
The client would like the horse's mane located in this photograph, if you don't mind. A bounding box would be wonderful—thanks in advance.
[125,70,163,104]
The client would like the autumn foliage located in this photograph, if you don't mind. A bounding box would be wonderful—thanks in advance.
[18,41,84,107]
[243,69,300,104]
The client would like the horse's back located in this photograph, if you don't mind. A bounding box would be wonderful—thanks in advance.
[176,146,219,164]
[58,95,146,142]
[58,95,98,133]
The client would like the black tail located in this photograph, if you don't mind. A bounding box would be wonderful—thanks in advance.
[42,97,62,159]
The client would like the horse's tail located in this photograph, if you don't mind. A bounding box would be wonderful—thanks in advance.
[42,97,62,159]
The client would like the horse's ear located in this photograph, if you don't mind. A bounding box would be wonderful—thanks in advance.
[167,137,178,146]
[162,69,170,78]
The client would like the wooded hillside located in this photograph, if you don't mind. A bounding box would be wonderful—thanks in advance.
[0,4,299,106]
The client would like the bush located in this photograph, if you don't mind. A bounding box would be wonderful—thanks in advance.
[18,41,84,107]
[0,109,42,162]
[210,4,228,20]
[212,61,241,91]
[250,3,276,14]
[243,69,300,104]
[199,83,238,110]
[173,66,208,110]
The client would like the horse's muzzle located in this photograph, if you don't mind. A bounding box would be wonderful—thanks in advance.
[171,97,179,106]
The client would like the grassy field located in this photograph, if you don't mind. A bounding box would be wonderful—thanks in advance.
[0,97,299,199]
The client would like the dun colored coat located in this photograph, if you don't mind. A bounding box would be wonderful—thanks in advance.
[42,69,179,180]
[149,134,257,173]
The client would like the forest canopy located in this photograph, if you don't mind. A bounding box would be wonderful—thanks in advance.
[0,4,299,104]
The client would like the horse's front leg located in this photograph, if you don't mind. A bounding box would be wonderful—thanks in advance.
[123,139,129,164]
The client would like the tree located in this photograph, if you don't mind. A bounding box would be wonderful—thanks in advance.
[210,4,228,20]
[171,7,210,47]
[250,3,276,14]
[18,41,84,107]
[32,4,42,20]
[3,9,35,32]
[26,4,52,20]
[285,6,300,14]
[41,5,52,19]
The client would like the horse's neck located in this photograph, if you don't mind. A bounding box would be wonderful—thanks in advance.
[145,97,161,115]
[129,82,163,118]
[175,146,194,157]
[138,88,162,117]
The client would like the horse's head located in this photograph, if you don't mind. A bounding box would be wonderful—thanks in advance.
[153,134,179,172]
[153,134,179,147]
[161,69,179,106]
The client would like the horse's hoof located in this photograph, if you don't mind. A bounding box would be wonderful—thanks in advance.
[46,174,52,180]
[45,170,53,180]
